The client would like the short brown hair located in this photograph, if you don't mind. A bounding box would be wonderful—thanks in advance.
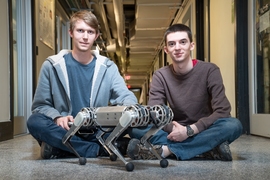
[69,10,99,34]
[164,24,193,44]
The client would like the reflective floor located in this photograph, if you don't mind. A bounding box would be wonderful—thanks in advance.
[0,134,269,180]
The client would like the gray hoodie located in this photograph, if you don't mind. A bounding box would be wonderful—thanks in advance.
[31,49,137,120]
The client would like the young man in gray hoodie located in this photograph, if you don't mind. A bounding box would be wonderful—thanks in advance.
[27,10,137,159]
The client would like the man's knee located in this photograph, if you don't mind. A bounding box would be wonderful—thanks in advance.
[230,118,243,138]
[215,117,242,131]
[225,118,243,134]
[216,117,243,142]
[27,113,52,132]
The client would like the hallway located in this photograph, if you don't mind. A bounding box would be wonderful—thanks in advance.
[0,134,269,180]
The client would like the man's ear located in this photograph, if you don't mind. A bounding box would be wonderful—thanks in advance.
[190,42,195,50]
[68,30,73,38]
[164,46,168,54]
[94,33,100,41]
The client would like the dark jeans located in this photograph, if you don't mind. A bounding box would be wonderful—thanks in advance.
[128,117,243,160]
[27,113,101,158]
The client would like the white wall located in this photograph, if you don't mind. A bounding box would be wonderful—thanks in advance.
[210,0,236,116]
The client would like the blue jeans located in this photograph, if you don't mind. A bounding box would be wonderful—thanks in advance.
[128,117,243,160]
[27,113,101,158]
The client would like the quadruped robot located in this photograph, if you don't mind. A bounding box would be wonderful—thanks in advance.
[62,104,173,171]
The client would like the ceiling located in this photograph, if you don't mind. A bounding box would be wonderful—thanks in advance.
[59,0,185,89]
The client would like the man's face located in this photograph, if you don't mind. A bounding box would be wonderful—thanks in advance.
[69,20,99,52]
[164,31,194,63]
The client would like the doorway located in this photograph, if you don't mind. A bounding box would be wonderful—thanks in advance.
[249,0,270,137]
[0,0,12,141]
[12,0,33,136]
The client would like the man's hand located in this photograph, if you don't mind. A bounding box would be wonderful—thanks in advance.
[167,121,188,142]
[55,116,74,130]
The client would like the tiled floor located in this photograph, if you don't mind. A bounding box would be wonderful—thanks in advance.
[0,134,269,180]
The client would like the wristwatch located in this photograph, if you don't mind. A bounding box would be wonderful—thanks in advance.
[186,125,194,137]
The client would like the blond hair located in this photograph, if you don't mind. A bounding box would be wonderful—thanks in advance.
[69,10,99,33]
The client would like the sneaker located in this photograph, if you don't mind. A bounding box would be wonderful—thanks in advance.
[202,141,232,161]
[217,141,232,161]
[98,146,110,157]
[98,137,130,157]
[40,142,72,159]
[115,137,130,156]
[126,138,163,160]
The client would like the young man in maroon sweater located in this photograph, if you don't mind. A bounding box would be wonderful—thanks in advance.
[127,23,243,161]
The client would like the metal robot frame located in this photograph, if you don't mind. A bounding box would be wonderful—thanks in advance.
[62,104,173,171]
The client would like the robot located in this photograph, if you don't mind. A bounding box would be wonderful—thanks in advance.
[62,104,173,171]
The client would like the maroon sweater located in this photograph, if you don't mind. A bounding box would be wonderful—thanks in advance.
[148,60,231,132]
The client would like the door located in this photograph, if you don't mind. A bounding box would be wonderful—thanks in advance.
[249,0,270,137]
[0,0,13,141]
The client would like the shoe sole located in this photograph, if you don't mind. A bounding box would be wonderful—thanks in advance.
[126,138,140,160]
[40,142,53,159]
[218,141,232,161]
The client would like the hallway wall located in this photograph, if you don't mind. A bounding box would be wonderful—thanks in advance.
[34,0,56,85]
[210,0,236,117]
